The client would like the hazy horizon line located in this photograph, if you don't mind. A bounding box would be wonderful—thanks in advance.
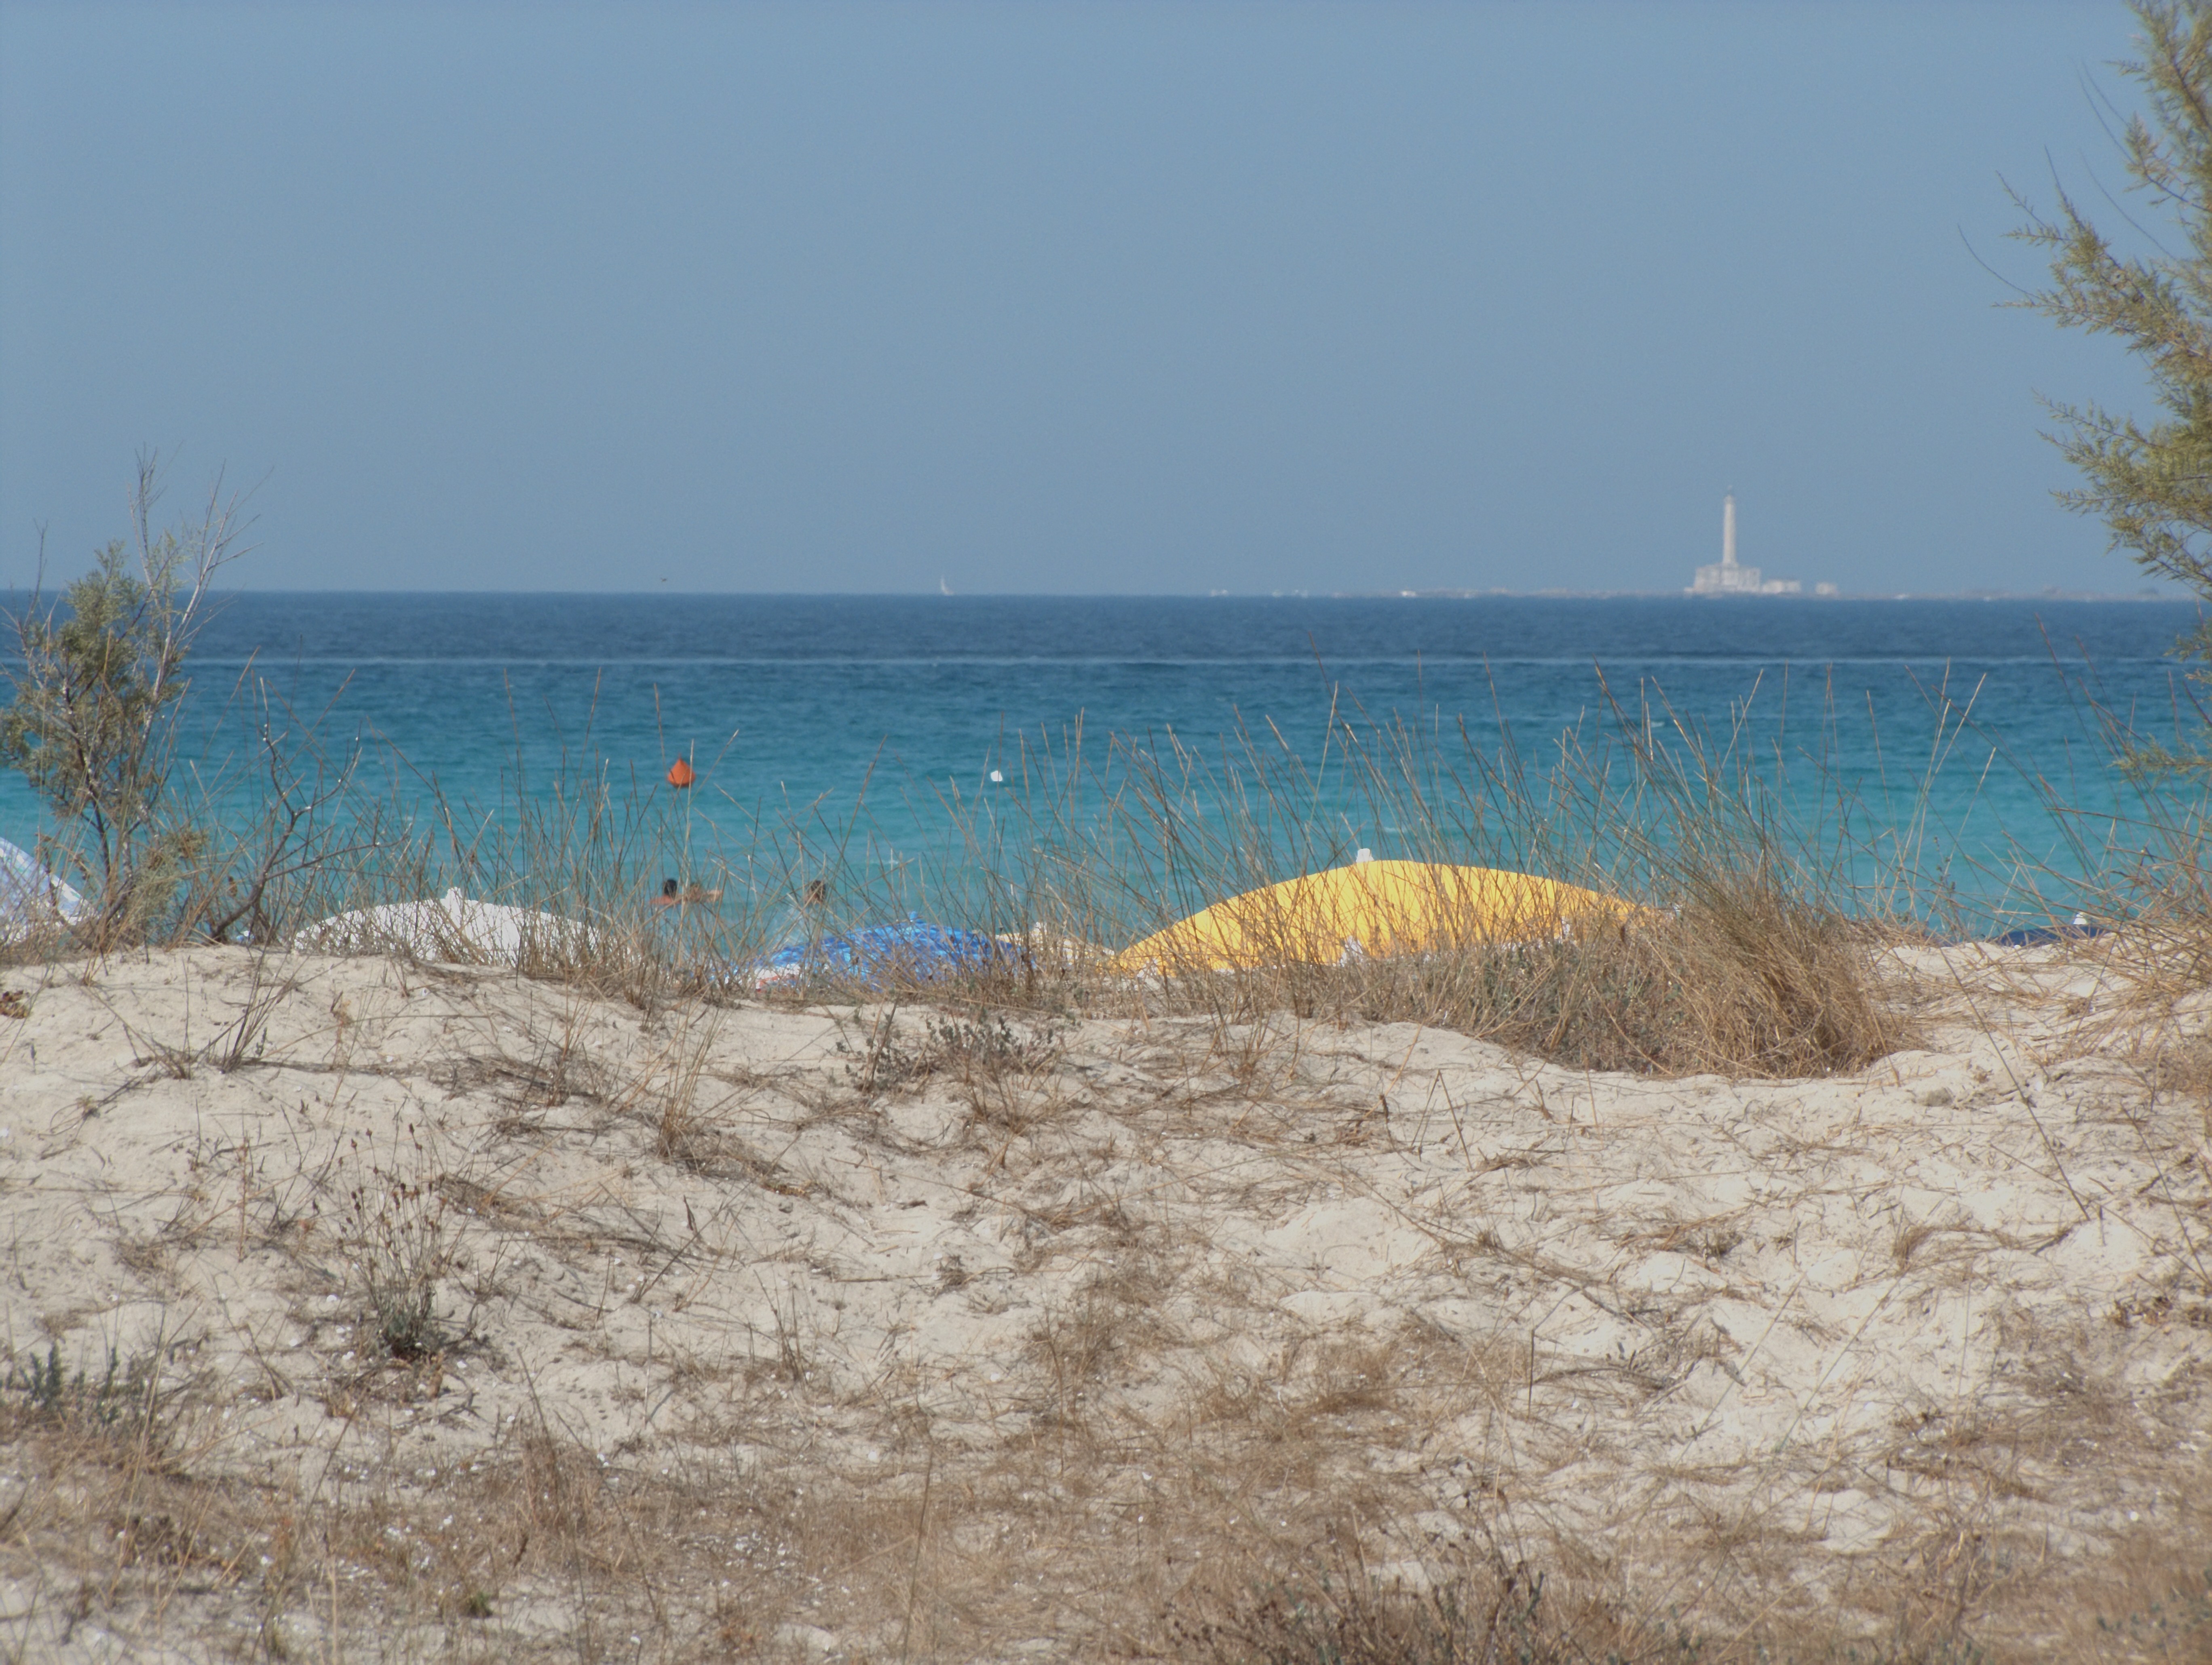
[0,585,2193,604]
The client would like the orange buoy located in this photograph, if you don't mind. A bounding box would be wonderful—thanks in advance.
[666,758,697,789]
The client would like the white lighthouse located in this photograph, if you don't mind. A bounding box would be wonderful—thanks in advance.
[1691,493,1798,594]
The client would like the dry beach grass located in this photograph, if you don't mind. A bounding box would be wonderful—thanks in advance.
[0,922,2206,1661]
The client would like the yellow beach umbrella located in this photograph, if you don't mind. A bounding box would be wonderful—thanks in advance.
[1115,858,1640,975]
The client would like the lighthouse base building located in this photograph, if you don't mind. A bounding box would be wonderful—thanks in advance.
[1690,493,1802,594]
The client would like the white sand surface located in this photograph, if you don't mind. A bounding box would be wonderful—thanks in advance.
[0,942,2204,1659]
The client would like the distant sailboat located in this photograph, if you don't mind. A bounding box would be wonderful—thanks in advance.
[939,577,954,596]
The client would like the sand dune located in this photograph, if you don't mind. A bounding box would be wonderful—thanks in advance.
[0,943,2204,1659]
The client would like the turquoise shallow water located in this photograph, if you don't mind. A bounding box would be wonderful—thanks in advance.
[2,593,2204,928]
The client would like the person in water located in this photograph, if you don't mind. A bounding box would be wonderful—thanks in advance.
[760,878,832,962]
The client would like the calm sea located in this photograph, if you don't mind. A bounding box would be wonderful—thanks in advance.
[3,592,2204,922]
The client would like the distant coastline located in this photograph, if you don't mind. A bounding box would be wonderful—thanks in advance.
[1290,588,2188,603]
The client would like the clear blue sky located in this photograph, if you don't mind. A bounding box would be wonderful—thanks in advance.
[0,1,2176,595]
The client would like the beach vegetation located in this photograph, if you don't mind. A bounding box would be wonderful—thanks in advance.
[0,458,386,952]
[5,929,2207,1660]
[891,696,1917,1078]
[0,454,248,941]
[2011,0,2212,768]
[342,1119,461,1361]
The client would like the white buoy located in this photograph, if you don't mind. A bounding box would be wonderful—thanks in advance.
[989,769,1004,784]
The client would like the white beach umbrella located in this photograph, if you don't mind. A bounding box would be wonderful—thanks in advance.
[0,837,87,941]
[293,886,591,966]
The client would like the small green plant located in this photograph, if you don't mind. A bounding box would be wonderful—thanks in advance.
[6,1341,172,1449]
[11,1343,68,1415]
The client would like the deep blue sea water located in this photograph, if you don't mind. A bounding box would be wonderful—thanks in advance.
[4,593,2205,927]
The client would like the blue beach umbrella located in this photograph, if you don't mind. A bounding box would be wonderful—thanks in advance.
[747,915,1013,990]
[1989,912,2100,947]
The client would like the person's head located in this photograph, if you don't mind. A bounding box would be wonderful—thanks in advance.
[802,879,828,906]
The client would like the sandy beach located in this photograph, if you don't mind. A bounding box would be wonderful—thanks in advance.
[0,942,2205,1659]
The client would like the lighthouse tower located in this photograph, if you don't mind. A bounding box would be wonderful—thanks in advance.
[1691,492,1771,593]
